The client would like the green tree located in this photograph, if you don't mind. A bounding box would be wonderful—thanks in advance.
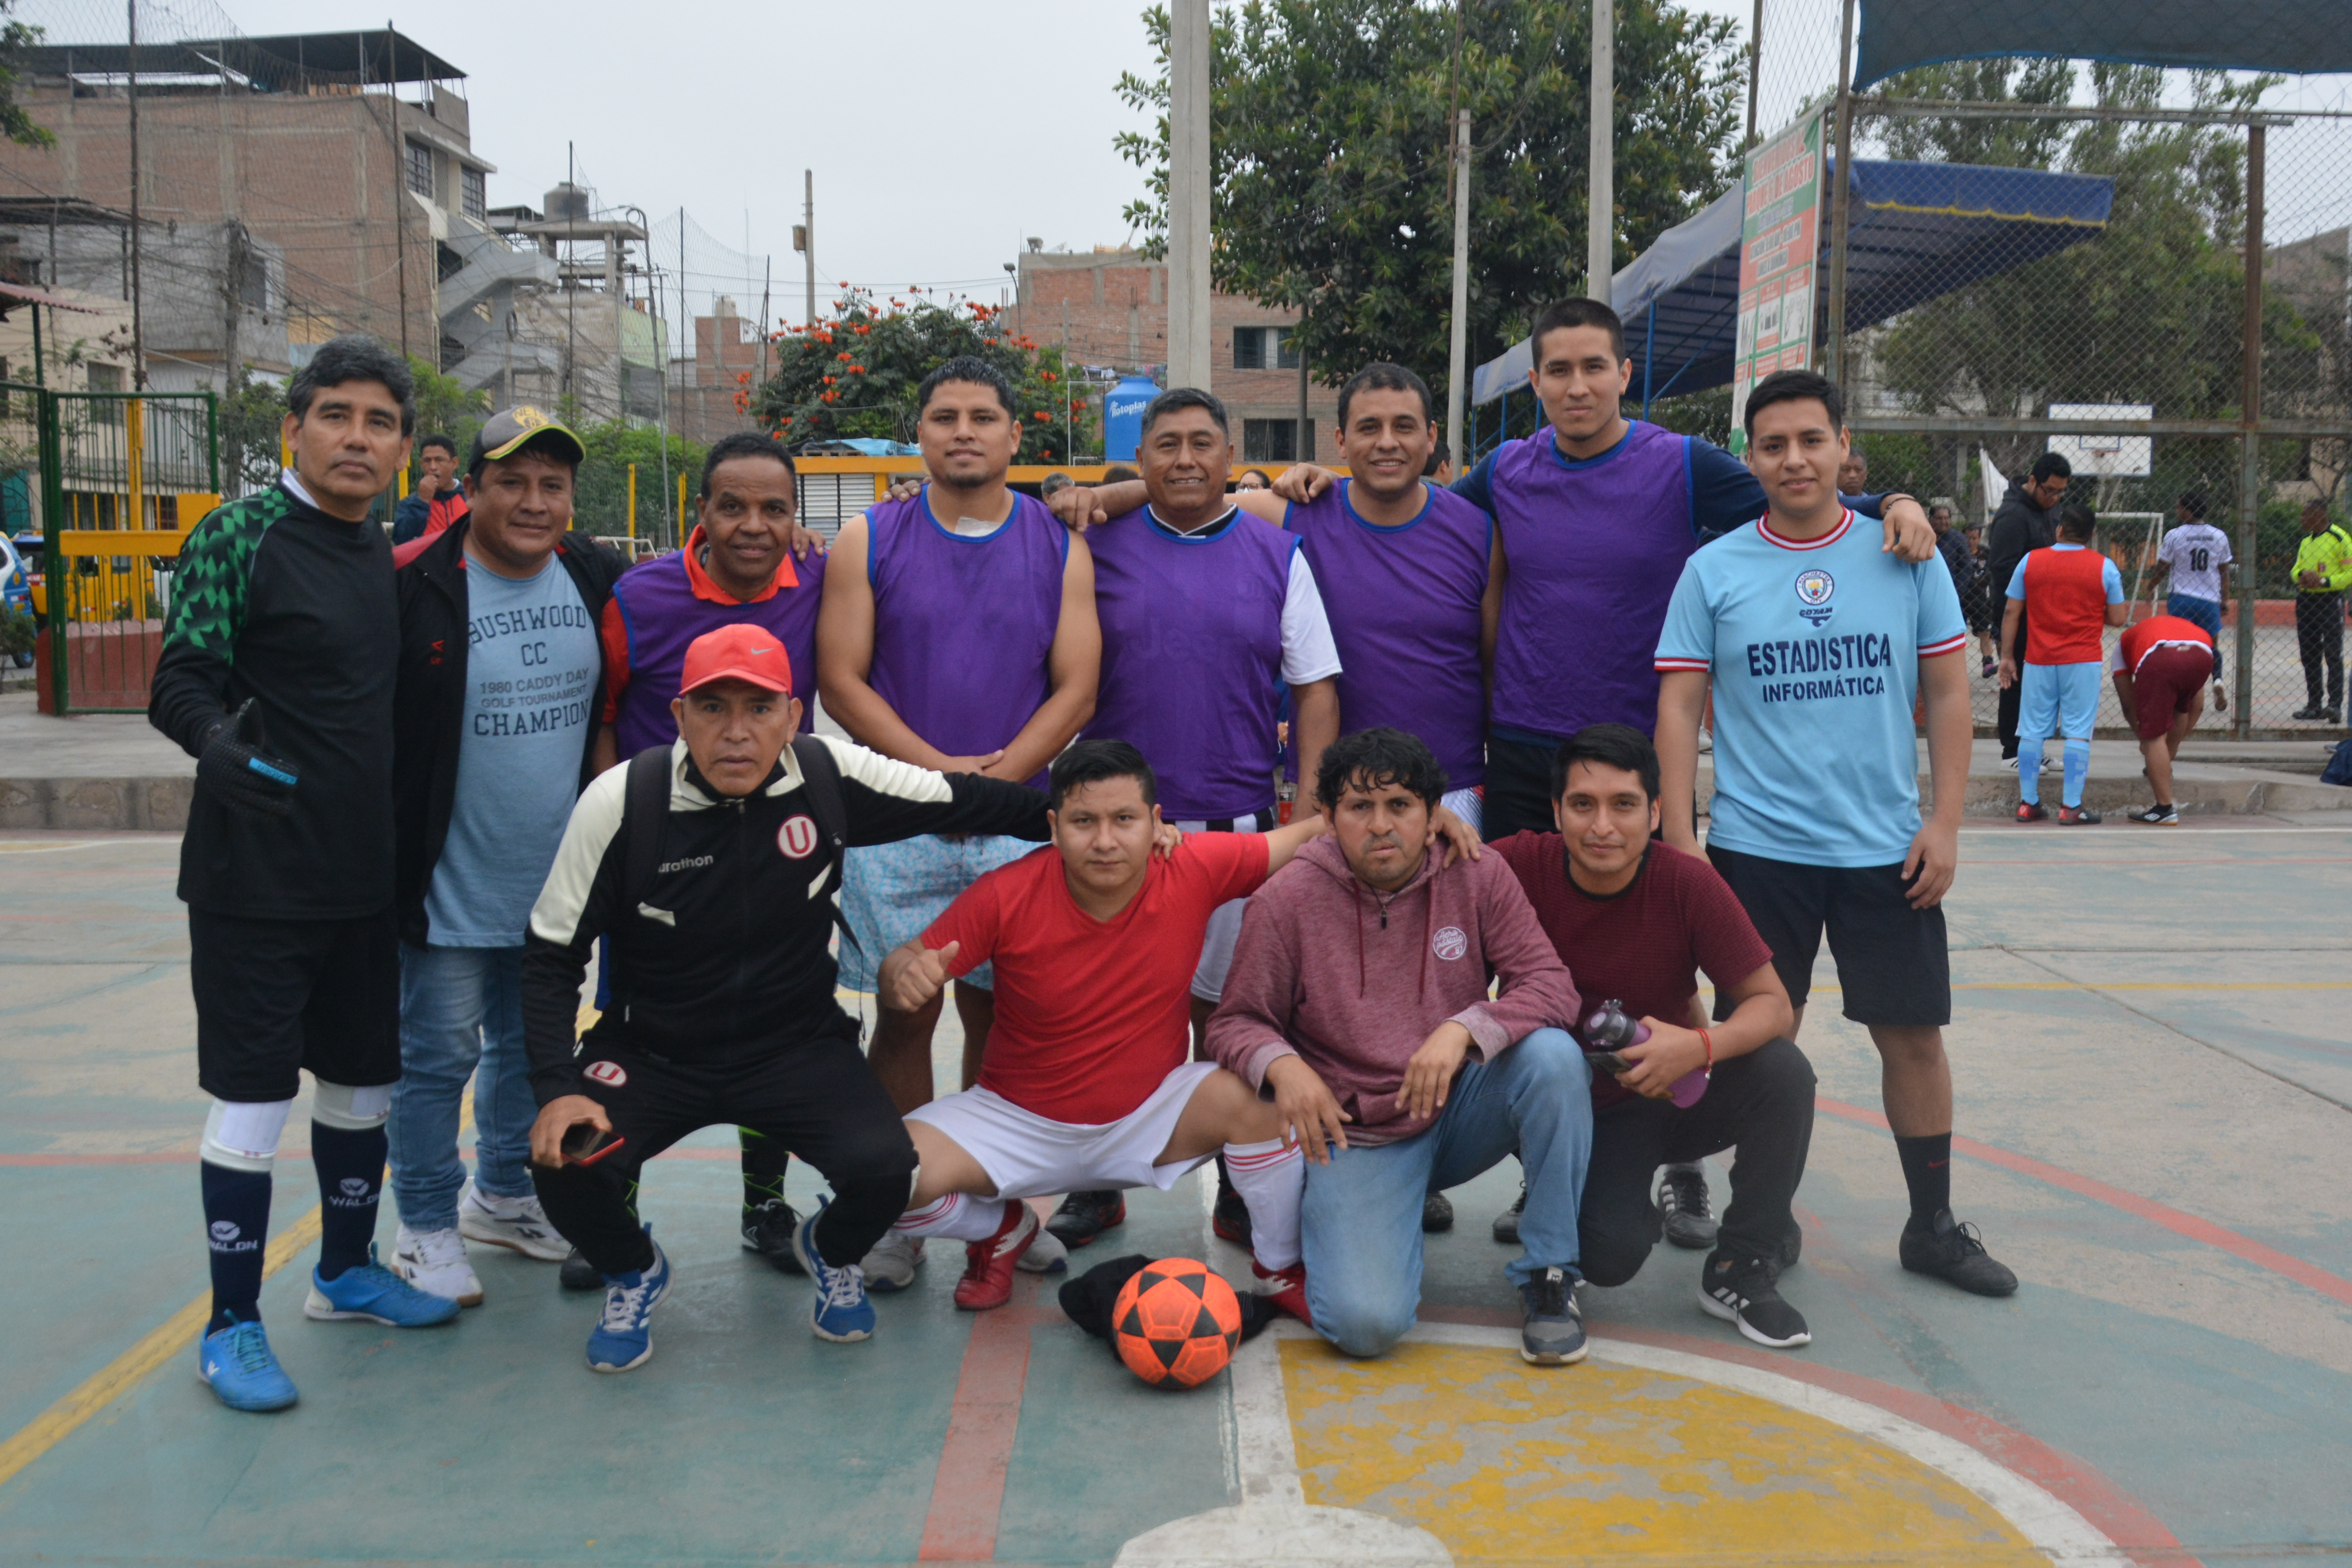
[218,368,287,496]
[407,357,490,455]
[571,421,707,547]
[1113,0,1741,407]
[751,290,1100,463]
[0,1,55,150]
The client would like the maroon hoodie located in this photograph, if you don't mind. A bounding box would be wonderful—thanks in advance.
[1208,835,1581,1146]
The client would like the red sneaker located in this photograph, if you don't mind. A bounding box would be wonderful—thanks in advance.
[953,1200,1037,1311]
[1252,1259,1313,1326]
[2013,802,2048,823]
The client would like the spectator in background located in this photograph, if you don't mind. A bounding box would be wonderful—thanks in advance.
[2292,499,2352,723]
[2147,490,2232,713]
[1102,465,1140,485]
[2001,501,2125,824]
[392,434,468,547]
[1986,452,2073,766]
[1835,444,1868,497]
[1038,472,1075,500]
[1425,441,1453,485]
[1932,504,1988,675]
[1234,468,1273,492]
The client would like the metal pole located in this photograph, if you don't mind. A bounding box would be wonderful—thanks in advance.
[2234,122,2263,736]
[126,0,146,388]
[1446,108,1471,466]
[1823,0,1856,390]
[1297,303,1310,463]
[1167,0,1213,391]
[1744,0,1763,147]
[803,171,817,328]
[383,23,410,360]
[1587,0,1613,300]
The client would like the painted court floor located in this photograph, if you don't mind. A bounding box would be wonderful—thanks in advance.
[2,820,2349,1566]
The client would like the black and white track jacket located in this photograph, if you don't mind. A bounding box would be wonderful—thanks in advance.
[520,736,1049,1104]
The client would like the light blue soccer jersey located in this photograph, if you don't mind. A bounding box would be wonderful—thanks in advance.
[1656,509,1968,867]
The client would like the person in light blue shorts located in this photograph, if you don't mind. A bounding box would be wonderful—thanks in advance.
[2000,502,2126,823]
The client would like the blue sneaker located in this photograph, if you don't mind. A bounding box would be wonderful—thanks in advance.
[587,1235,672,1374]
[1519,1265,1589,1366]
[303,1244,463,1327]
[788,1198,876,1343]
[196,1315,298,1412]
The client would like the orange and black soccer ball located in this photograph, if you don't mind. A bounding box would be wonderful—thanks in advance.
[1112,1257,1243,1389]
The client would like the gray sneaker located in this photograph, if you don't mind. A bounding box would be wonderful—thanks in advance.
[1657,1164,1719,1250]
[1519,1266,1588,1365]
[860,1230,925,1293]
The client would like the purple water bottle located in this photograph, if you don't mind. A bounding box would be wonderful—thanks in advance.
[1583,999,1707,1107]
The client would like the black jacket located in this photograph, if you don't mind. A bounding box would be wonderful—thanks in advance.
[520,737,1051,1103]
[150,480,399,919]
[392,518,630,948]
[1986,488,2059,627]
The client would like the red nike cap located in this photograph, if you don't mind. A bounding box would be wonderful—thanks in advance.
[678,624,793,697]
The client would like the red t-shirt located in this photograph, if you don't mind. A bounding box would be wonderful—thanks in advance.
[2116,612,2213,674]
[923,833,1271,1123]
[1492,833,1776,1111]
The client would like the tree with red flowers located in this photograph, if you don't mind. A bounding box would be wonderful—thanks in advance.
[751,289,1101,463]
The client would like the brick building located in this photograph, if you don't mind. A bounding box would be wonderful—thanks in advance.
[1009,246,1338,464]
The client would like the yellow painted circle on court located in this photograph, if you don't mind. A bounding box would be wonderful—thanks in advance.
[1282,1339,2046,1565]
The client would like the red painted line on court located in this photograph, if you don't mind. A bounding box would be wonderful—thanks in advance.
[916,1295,1053,1561]
[1421,1304,2195,1565]
[1817,1096,2352,1310]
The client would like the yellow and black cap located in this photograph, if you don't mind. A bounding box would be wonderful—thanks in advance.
[466,405,588,471]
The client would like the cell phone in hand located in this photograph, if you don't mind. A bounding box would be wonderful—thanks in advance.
[561,1123,623,1166]
[1584,1050,1634,1077]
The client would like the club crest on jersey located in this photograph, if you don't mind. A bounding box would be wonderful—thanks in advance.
[1431,925,1470,962]
[584,1060,628,1086]
[777,815,820,860]
[1793,566,1836,626]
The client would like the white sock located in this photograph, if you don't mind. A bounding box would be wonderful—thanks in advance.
[1225,1138,1304,1271]
[893,1192,1013,1243]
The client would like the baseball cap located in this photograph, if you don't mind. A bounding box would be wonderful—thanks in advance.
[467,404,588,470]
[679,624,794,697]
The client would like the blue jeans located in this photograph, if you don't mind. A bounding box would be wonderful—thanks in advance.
[1300,1028,1592,1358]
[389,943,538,1231]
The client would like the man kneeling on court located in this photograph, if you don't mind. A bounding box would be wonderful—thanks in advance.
[1209,729,1590,1365]
[873,740,1335,1316]
[521,625,1056,1371]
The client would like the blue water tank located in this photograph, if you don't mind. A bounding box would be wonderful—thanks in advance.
[1102,373,1163,462]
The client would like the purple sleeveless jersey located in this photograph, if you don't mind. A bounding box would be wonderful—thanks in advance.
[1084,505,1296,820]
[607,527,825,760]
[866,487,1068,784]
[1490,420,1694,739]
[1284,480,1491,786]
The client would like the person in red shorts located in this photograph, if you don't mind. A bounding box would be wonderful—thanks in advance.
[873,741,1329,1314]
[2110,612,2216,827]
[1493,724,1817,1348]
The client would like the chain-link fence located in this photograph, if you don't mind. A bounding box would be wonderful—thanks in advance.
[1750,0,2352,739]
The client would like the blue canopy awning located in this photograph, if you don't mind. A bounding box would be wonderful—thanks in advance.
[1471,157,2114,408]
[1855,0,2352,90]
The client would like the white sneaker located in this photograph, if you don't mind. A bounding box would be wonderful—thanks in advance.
[459,1182,570,1262]
[1015,1225,1068,1274]
[391,1223,483,1307]
[860,1230,925,1293]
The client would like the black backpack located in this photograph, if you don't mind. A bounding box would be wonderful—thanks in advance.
[619,737,851,913]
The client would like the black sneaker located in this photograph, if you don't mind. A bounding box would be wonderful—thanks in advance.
[1699,1252,1812,1348]
[1212,1180,1254,1248]
[1657,1163,1719,1250]
[1899,1208,2018,1297]
[741,1199,806,1275]
[559,1247,602,1293]
[2126,802,2179,826]
[1492,1180,1526,1244]
[2292,704,2328,721]
[1045,1189,1126,1248]
[1518,1265,1588,1365]
[1421,1190,1455,1233]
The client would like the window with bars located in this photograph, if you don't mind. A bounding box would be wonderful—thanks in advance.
[404,141,434,199]
[1232,326,1299,371]
[1243,418,1311,463]
[461,167,486,221]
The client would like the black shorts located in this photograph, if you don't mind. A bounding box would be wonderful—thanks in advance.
[188,907,401,1102]
[1706,845,1950,1028]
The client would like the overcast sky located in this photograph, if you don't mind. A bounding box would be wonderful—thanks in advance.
[159,0,1757,330]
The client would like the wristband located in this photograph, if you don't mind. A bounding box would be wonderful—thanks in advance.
[1697,1028,1714,1070]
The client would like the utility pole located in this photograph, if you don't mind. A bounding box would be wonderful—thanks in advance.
[1587,0,1614,302]
[1744,0,1764,147]
[1446,108,1471,470]
[383,22,410,360]
[1822,0,1857,390]
[221,220,242,485]
[1167,0,1213,391]
[1296,305,1310,463]
[126,0,146,387]
[799,171,816,328]
[2233,123,2264,737]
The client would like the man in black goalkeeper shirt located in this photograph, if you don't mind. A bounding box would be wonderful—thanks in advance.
[149,335,461,1415]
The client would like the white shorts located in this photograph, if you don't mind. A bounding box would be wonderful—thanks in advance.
[905,1060,1221,1200]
